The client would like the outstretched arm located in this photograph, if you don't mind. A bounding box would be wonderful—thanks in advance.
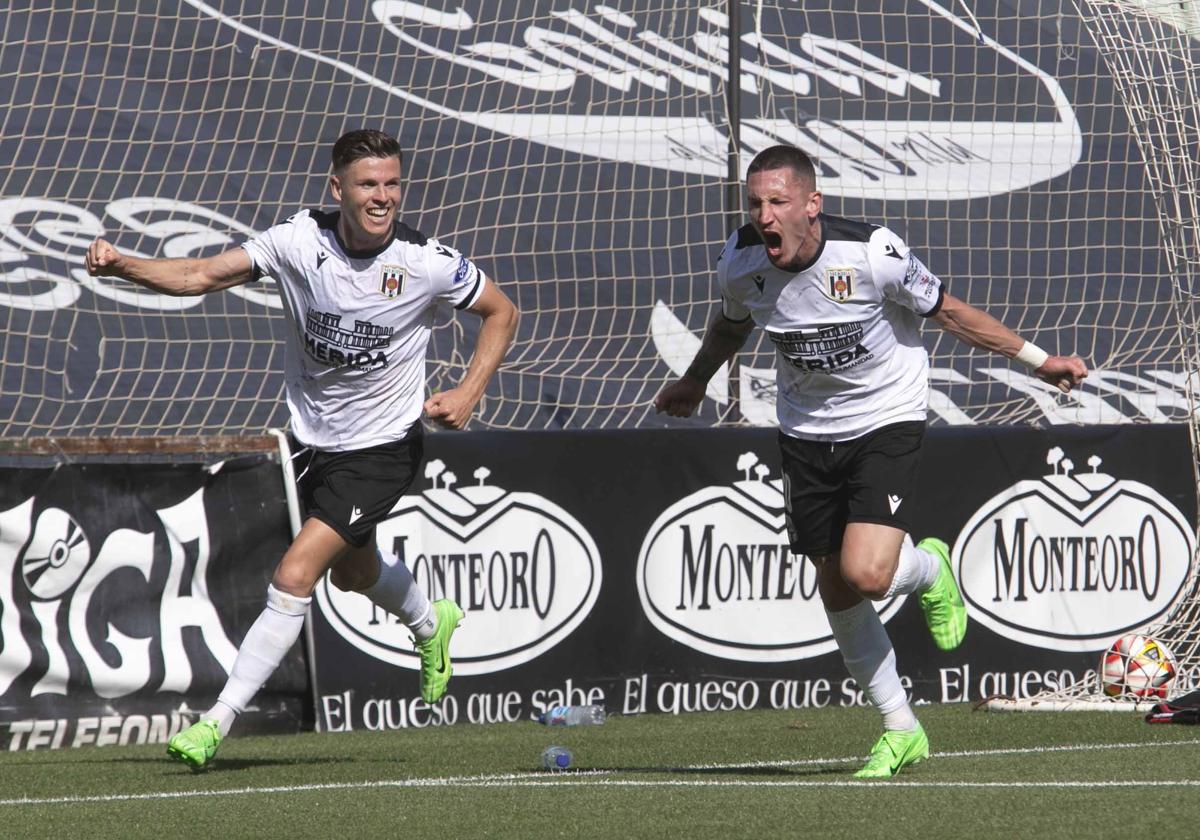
[654,312,755,417]
[85,239,254,296]
[932,292,1088,393]
[423,280,519,430]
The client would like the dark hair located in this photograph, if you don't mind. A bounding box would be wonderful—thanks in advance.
[331,129,403,172]
[747,145,816,187]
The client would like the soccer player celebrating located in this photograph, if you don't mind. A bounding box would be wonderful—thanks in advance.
[654,145,1086,778]
[86,129,519,770]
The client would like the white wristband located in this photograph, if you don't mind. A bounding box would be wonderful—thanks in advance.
[1014,341,1050,370]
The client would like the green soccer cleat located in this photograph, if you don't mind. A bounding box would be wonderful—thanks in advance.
[917,537,967,651]
[416,599,464,703]
[854,723,929,779]
[167,718,222,771]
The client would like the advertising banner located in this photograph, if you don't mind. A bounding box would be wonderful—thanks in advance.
[308,424,1197,732]
[4,424,1192,748]
[0,455,304,751]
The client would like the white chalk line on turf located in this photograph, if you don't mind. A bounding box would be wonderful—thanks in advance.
[459,778,1200,789]
[676,735,1200,771]
[4,738,1199,807]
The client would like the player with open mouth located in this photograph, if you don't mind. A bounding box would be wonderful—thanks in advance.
[655,143,1087,779]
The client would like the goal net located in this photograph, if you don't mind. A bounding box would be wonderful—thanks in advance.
[0,0,1193,436]
[987,0,1200,711]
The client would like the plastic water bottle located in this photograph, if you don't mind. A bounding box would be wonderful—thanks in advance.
[538,704,606,726]
[541,745,572,771]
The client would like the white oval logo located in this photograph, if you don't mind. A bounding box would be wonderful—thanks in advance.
[315,467,602,674]
[636,453,904,661]
[953,450,1194,652]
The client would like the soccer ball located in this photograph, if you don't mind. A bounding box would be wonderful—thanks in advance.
[1100,633,1177,698]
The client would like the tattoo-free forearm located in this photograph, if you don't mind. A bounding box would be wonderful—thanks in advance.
[455,303,519,400]
[934,294,1024,358]
[116,255,209,295]
[112,249,253,296]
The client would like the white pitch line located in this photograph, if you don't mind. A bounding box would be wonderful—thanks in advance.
[2,738,1199,807]
[456,778,1200,789]
[0,772,549,807]
[673,736,1200,771]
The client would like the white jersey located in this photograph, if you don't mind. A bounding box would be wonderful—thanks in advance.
[242,209,486,451]
[719,214,944,442]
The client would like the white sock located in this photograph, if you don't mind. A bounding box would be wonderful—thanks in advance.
[211,584,310,737]
[362,552,437,642]
[204,700,239,736]
[826,600,918,731]
[884,535,941,598]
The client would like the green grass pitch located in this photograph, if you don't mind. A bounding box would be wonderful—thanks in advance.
[2,704,1197,839]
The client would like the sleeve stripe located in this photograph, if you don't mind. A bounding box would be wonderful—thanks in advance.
[921,286,945,318]
[454,272,485,310]
[240,243,264,281]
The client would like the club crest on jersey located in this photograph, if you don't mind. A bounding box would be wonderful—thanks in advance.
[379,264,405,298]
[825,268,855,302]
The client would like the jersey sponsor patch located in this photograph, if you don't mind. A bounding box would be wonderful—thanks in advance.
[379,264,405,298]
[453,256,477,286]
[902,253,938,300]
[304,309,393,371]
[825,268,855,302]
[768,323,874,374]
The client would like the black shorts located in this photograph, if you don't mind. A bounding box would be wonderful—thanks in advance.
[290,426,424,547]
[779,421,924,556]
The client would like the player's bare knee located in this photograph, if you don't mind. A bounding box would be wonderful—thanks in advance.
[841,565,892,600]
[270,570,316,599]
